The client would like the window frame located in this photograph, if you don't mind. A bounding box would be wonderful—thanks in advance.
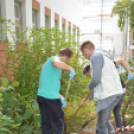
[14,0,22,37]
[32,9,38,28]
[0,0,4,40]
[55,19,59,29]
[14,2,21,20]
[45,14,51,28]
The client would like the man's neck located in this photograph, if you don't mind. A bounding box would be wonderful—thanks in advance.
[89,49,95,60]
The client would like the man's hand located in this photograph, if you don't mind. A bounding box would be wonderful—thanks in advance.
[80,90,92,105]
[70,69,76,80]
[81,98,89,105]
[128,72,134,80]
[60,96,67,107]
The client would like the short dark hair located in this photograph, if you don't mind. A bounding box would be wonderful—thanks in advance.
[58,48,73,58]
[83,65,91,74]
[80,40,95,51]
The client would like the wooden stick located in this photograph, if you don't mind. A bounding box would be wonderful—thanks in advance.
[124,73,134,85]
[64,80,71,102]
[124,79,129,85]
[82,113,98,129]
[66,91,92,128]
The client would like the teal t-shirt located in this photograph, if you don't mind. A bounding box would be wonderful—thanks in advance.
[37,56,62,99]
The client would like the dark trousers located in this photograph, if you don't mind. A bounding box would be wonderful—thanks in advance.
[37,95,64,134]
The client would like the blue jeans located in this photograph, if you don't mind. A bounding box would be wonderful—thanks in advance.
[113,93,125,128]
[96,120,114,134]
[96,94,123,134]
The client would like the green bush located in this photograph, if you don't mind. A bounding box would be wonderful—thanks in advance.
[120,57,134,126]
[0,77,41,134]
[111,0,134,32]
[0,18,96,133]
[1,18,134,133]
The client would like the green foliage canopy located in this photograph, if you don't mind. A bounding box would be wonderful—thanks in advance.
[111,0,134,31]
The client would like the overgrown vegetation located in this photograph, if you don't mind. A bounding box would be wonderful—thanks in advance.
[0,18,96,133]
[111,0,134,125]
[120,57,134,126]
[111,0,134,32]
[0,17,133,133]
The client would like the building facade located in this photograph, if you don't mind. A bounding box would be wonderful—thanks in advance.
[82,0,133,60]
[0,0,83,79]
[0,0,82,41]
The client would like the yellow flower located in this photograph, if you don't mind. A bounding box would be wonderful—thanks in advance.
[80,80,83,83]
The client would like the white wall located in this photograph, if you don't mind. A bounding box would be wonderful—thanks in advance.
[82,0,124,59]
[2,0,82,32]
[25,0,32,28]
[37,0,82,30]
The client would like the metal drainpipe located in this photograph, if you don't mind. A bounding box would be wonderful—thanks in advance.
[123,13,128,61]
[125,13,128,61]
[100,0,103,48]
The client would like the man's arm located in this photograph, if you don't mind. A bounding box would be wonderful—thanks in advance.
[59,94,62,99]
[52,59,72,71]
[88,90,94,100]
[115,59,131,73]
[88,55,104,90]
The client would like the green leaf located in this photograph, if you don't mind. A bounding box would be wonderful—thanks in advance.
[0,87,6,91]
[8,96,18,106]
[34,127,42,134]
[27,103,32,109]
[23,108,33,120]
[6,86,14,91]
[14,112,22,124]
[20,94,31,100]
[1,77,8,87]
[12,123,21,128]
[11,81,19,88]
[32,102,39,112]
[0,127,12,134]
[34,114,41,122]
[25,125,32,134]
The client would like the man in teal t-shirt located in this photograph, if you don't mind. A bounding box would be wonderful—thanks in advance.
[37,56,62,99]
[37,48,76,134]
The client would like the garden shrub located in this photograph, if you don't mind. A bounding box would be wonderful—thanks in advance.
[120,57,134,126]
[0,18,97,133]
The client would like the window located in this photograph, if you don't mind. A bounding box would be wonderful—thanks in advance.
[0,0,2,40]
[55,20,59,29]
[45,15,51,28]
[14,1,22,38]
[0,0,4,40]
[0,0,1,18]
[0,0,6,40]
[32,9,37,28]
[68,26,71,43]
[73,28,76,40]
[68,26,71,35]
[77,30,80,43]
[62,24,66,40]
[62,24,65,32]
